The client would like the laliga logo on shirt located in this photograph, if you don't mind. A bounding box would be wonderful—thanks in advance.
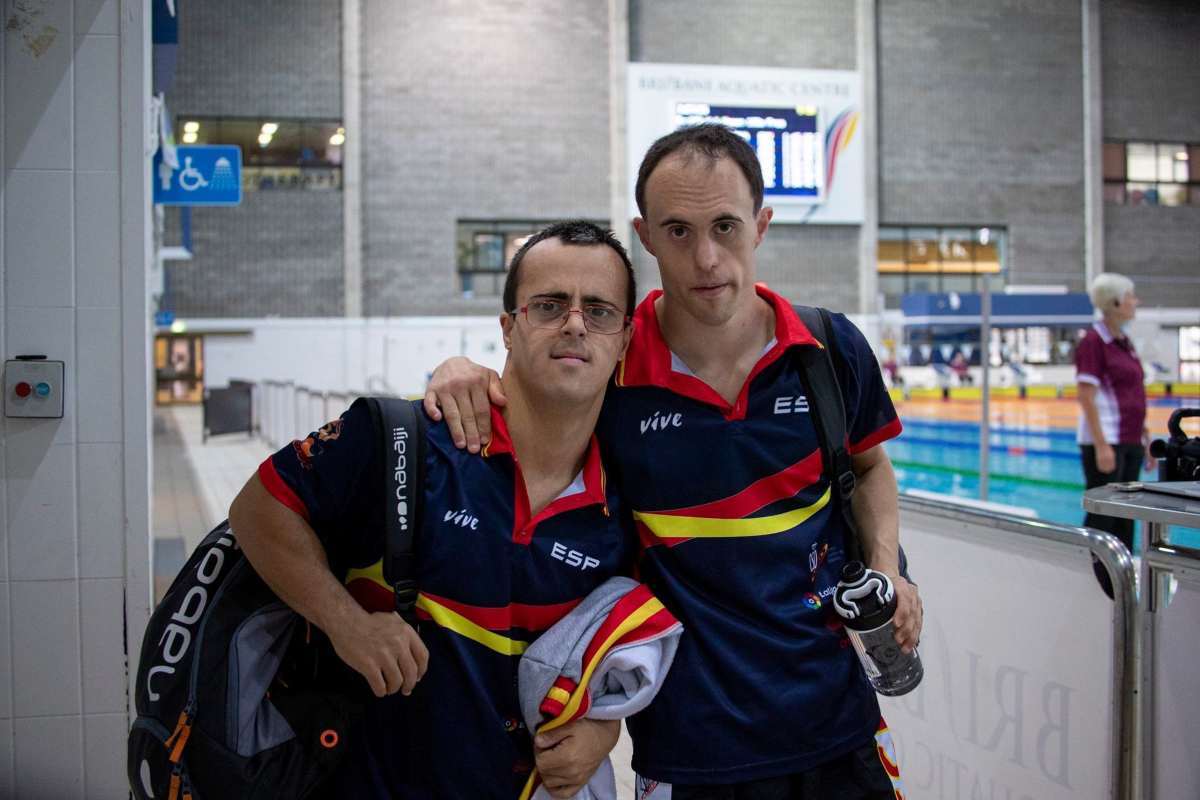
[640,410,683,435]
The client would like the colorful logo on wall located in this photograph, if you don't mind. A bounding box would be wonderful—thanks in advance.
[825,107,859,193]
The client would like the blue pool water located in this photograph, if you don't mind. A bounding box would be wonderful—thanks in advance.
[887,416,1200,550]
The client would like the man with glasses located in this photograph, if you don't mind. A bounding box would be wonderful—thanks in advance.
[427,125,921,799]
[229,220,638,798]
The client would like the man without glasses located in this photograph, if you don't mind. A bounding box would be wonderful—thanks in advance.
[428,124,922,799]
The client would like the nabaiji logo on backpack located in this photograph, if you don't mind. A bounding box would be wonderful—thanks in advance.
[144,530,239,702]
[128,520,358,800]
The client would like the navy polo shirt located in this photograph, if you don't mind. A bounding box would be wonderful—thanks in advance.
[259,398,635,799]
[598,285,903,784]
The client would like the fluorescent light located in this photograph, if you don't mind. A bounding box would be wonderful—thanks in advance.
[257,132,272,146]
[329,132,345,146]
[181,131,198,144]
[183,121,200,134]
[1176,151,1189,161]
[169,320,187,334]
[260,122,278,135]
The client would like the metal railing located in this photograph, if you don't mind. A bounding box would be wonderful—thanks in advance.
[1134,532,1200,800]
[257,380,368,448]
[894,494,1136,799]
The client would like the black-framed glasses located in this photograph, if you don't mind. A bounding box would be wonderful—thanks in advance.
[512,297,629,335]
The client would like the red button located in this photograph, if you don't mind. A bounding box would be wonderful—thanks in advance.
[14,382,32,398]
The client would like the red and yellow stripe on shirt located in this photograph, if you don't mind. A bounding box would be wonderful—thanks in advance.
[632,449,829,547]
[344,560,580,656]
[519,584,678,800]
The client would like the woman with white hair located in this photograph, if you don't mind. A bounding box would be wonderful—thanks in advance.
[1075,273,1153,550]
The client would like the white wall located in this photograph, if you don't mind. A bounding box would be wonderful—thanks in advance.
[188,316,509,396]
[190,314,890,398]
[1,0,151,796]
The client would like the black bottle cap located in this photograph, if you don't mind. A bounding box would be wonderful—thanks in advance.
[841,560,866,583]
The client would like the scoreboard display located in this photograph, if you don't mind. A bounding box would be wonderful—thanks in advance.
[673,103,824,203]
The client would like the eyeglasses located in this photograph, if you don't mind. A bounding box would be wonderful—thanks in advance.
[512,297,629,335]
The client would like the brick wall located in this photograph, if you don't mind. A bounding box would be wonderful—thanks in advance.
[878,0,1086,291]
[1100,0,1200,306]
[164,191,344,317]
[166,0,344,316]
[360,0,612,315]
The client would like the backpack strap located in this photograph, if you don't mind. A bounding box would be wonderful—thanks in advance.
[792,305,863,565]
[365,397,427,626]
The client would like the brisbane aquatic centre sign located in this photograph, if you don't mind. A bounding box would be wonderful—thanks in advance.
[153,144,243,206]
[627,63,865,225]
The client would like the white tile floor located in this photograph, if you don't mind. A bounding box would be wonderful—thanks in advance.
[152,403,638,795]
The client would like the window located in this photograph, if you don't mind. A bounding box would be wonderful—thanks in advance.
[455,220,609,299]
[1181,326,1200,383]
[1103,141,1199,206]
[176,116,344,191]
[876,226,1006,309]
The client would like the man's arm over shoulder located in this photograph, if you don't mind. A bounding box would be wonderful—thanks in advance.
[424,357,506,452]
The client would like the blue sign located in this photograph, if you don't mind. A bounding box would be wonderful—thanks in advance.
[900,293,1095,327]
[155,310,175,327]
[154,145,242,206]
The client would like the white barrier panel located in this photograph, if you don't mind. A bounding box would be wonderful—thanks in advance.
[1151,558,1200,799]
[880,505,1117,799]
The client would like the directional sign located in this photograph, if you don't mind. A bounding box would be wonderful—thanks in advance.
[153,145,242,206]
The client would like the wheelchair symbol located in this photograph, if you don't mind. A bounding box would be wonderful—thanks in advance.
[178,157,209,192]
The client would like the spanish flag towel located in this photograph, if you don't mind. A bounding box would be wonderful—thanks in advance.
[517,577,683,800]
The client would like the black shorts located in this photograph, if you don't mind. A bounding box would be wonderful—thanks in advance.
[639,737,902,800]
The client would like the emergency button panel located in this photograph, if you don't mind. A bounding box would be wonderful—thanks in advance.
[5,357,65,418]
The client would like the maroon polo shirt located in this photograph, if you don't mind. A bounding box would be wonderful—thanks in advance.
[1075,322,1146,445]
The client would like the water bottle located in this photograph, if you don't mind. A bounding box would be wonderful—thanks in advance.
[832,561,922,696]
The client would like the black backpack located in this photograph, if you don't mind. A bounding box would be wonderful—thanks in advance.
[129,397,426,800]
[793,305,907,575]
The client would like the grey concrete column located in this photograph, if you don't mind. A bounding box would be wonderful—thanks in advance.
[342,0,364,317]
[609,0,631,249]
[856,0,879,316]
[1082,0,1104,287]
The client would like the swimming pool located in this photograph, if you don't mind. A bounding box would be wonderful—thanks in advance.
[887,412,1200,550]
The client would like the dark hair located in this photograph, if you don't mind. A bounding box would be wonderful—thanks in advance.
[502,220,637,316]
[634,123,765,217]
